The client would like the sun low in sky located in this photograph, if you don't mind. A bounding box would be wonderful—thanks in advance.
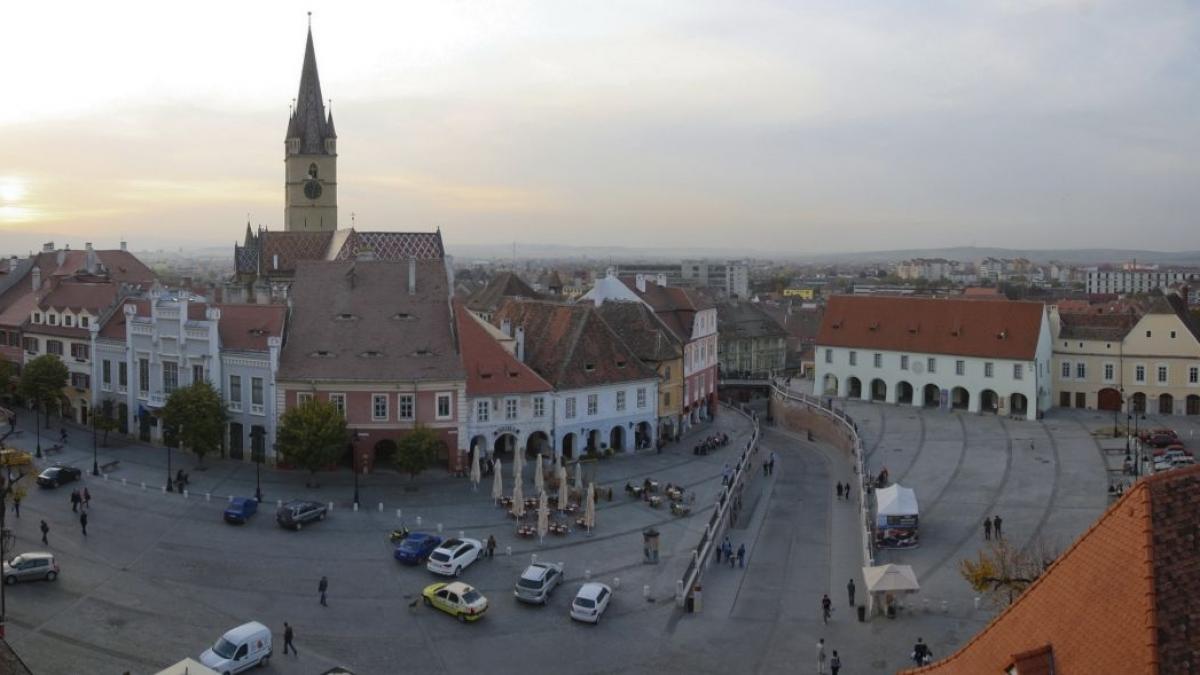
[2,0,1199,255]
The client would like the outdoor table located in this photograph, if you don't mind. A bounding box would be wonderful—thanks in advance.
[647,480,659,492]
[549,523,569,535]
[516,526,535,538]
[648,495,663,508]
[563,503,579,513]
[666,488,683,501]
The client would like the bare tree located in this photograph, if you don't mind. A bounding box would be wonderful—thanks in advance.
[959,538,1060,608]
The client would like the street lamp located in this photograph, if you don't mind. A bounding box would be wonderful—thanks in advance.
[350,435,360,508]
[165,419,175,493]
[250,426,265,503]
[34,402,42,459]
[91,408,99,476]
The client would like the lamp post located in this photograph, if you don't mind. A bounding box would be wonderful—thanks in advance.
[250,426,264,503]
[350,434,360,508]
[165,420,175,492]
[34,402,42,459]
[91,407,99,476]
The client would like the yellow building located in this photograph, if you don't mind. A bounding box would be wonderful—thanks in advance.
[1051,294,1200,416]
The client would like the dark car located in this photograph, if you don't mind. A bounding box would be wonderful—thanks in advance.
[276,500,327,530]
[223,497,259,524]
[394,532,443,564]
[1148,433,1178,448]
[36,465,82,488]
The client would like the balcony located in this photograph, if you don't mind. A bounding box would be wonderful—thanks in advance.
[250,403,265,416]
[228,402,243,413]
[146,391,167,409]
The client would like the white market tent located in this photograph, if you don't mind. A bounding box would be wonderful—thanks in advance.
[876,484,919,521]
[862,563,921,617]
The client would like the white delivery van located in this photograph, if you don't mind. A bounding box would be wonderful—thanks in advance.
[199,621,272,674]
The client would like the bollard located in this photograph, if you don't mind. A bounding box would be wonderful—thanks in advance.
[506,545,512,556]
[277,499,283,508]
[437,523,443,533]
[941,600,949,614]
[161,486,166,493]
[416,516,423,527]
[643,584,650,599]
[183,489,189,499]
[531,553,538,564]
[974,597,980,610]
[613,577,620,590]
[103,474,109,481]
[229,495,235,502]
[923,598,931,613]
[122,478,127,486]
[584,569,591,580]
[353,503,359,512]
[205,493,211,501]
[328,502,334,511]
[676,580,685,605]
[140,482,146,490]
[396,509,402,519]
[459,530,465,539]
[378,503,383,512]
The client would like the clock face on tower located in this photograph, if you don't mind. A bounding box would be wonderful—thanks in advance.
[304,179,323,200]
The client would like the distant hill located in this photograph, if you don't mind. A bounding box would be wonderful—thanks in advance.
[791,246,1200,267]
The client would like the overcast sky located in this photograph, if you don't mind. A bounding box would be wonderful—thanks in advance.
[1,0,1198,255]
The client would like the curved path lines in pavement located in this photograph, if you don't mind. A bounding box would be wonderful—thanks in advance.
[890,411,962,505]
[1020,418,1063,554]
[864,402,889,462]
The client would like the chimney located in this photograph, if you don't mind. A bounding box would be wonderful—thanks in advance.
[31,267,41,291]
[85,243,97,274]
[120,240,127,252]
[636,274,646,292]
[408,258,417,295]
[515,326,525,363]
[656,273,667,287]
[272,254,279,270]
[56,249,66,267]
[501,319,513,337]
[42,242,54,253]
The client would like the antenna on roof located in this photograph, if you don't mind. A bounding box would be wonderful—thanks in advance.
[351,212,356,227]
[308,10,312,28]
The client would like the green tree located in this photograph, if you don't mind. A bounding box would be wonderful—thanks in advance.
[18,354,69,428]
[94,399,119,446]
[160,381,227,466]
[276,398,347,487]
[0,354,17,405]
[392,426,441,479]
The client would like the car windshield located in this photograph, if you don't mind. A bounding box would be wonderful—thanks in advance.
[462,589,482,603]
[41,469,58,477]
[517,577,543,589]
[9,556,23,566]
[430,552,450,562]
[212,637,238,659]
[575,597,596,608]
[400,539,425,551]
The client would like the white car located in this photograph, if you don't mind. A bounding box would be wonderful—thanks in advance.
[514,562,564,605]
[570,582,612,624]
[426,538,483,577]
[200,621,272,674]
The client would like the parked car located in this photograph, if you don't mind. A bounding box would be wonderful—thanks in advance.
[3,552,59,585]
[426,538,483,577]
[200,621,272,674]
[224,497,259,524]
[422,581,488,622]
[36,465,81,488]
[514,562,564,605]
[1153,443,1194,458]
[570,582,612,624]
[275,500,327,530]
[1145,430,1179,448]
[394,532,442,564]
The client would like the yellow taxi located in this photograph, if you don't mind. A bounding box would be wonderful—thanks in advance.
[422,581,488,622]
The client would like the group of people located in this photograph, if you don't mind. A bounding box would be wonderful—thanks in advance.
[815,638,842,674]
[761,450,777,476]
[982,514,1004,540]
[693,432,730,456]
[833,481,853,500]
[714,535,746,568]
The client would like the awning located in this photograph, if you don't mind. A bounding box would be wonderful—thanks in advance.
[862,563,920,593]
[876,484,919,517]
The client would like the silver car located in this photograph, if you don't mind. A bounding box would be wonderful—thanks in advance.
[514,562,564,604]
[3,552,59,585]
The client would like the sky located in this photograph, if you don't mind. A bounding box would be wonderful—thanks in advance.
[1,0,1199,255]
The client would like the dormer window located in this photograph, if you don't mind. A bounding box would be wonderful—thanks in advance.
[359,350,384,359]
[32,313,41,324]
[334,313,357,322]
[584,363,596,372]
[249,328,267,337]
[81,316,89,328]
[392,312,414,321]
[412,348,433,357]
[310,350,335,358]
[64,315,74,327]
[48,314,57,326]
[616,359,627,368]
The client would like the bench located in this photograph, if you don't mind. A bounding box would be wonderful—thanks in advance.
[100,459,120,473]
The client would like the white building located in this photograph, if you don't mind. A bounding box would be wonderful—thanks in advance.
[1086,268,1200,295]
[813,296,1053,420]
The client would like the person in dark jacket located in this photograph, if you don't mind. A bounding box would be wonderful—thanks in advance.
[283,622,297,656]
[318,576,328,606]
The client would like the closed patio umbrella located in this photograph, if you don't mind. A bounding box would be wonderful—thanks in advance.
[534,454,544,494]
[574,461,582,489]
[491,457,503,502]
[584,482,596,534]
[557,465,568,512]
[537,490,549,543]
[470,447,481,489]
[512,473,525,519]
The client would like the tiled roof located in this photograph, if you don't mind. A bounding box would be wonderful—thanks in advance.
[455,299,551,396]
[904,464,1200,675]
[466,272,540,314]
[332,231,445,261]
[619,277,713,343]
[593,301,683,364]
[277,260,464,383]
[260,231,335,274]
[491,299,658,390]
[37,280,118,312]
[216,304,287,352]
[1057,312,1138,342]
[717,301,788,341]
[816,296,1043,360]
[97,298,149,340]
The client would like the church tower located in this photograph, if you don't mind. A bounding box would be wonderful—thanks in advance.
[284,21,337,232]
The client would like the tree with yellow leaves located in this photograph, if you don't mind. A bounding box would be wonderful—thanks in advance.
[960,538,1059,608]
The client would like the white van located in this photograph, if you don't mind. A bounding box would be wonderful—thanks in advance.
[199,621,272,674]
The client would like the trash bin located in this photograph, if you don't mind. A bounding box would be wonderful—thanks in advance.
[685,595,695,612]
[643,528,660,564]
[857,605,866,622]
[692,584,702,613]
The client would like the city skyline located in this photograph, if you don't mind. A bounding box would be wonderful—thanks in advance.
[2,1,1199,253]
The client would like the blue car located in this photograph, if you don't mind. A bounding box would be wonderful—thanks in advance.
[395,533,443,564]
[224,497,259,524]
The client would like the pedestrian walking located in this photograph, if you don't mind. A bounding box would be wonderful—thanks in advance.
[912,637,931,666]
[737,543,746,568]
[283,622,297,656]
[486,535,496,559]
[822,594,832,624]
[59,427,68,445]
[318,575,328,606]
[993,515,1003,539]
[12,494,20,518]
[762,459,769,476]
[83,487,91,510]
[80,511,88,537]
[7,414,14,433]
[830,650,842,675]
[769,451,777,475]
[70,489,81,513]
[836,482,843,499]
[40,520,49,545]
[847,578,855,607]
[983,517,992,540]
[816,638,827,674]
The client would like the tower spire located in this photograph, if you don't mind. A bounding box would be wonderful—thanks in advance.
[286,17,331,154]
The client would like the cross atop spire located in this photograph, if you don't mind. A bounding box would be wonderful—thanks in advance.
[285,18,333,154]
